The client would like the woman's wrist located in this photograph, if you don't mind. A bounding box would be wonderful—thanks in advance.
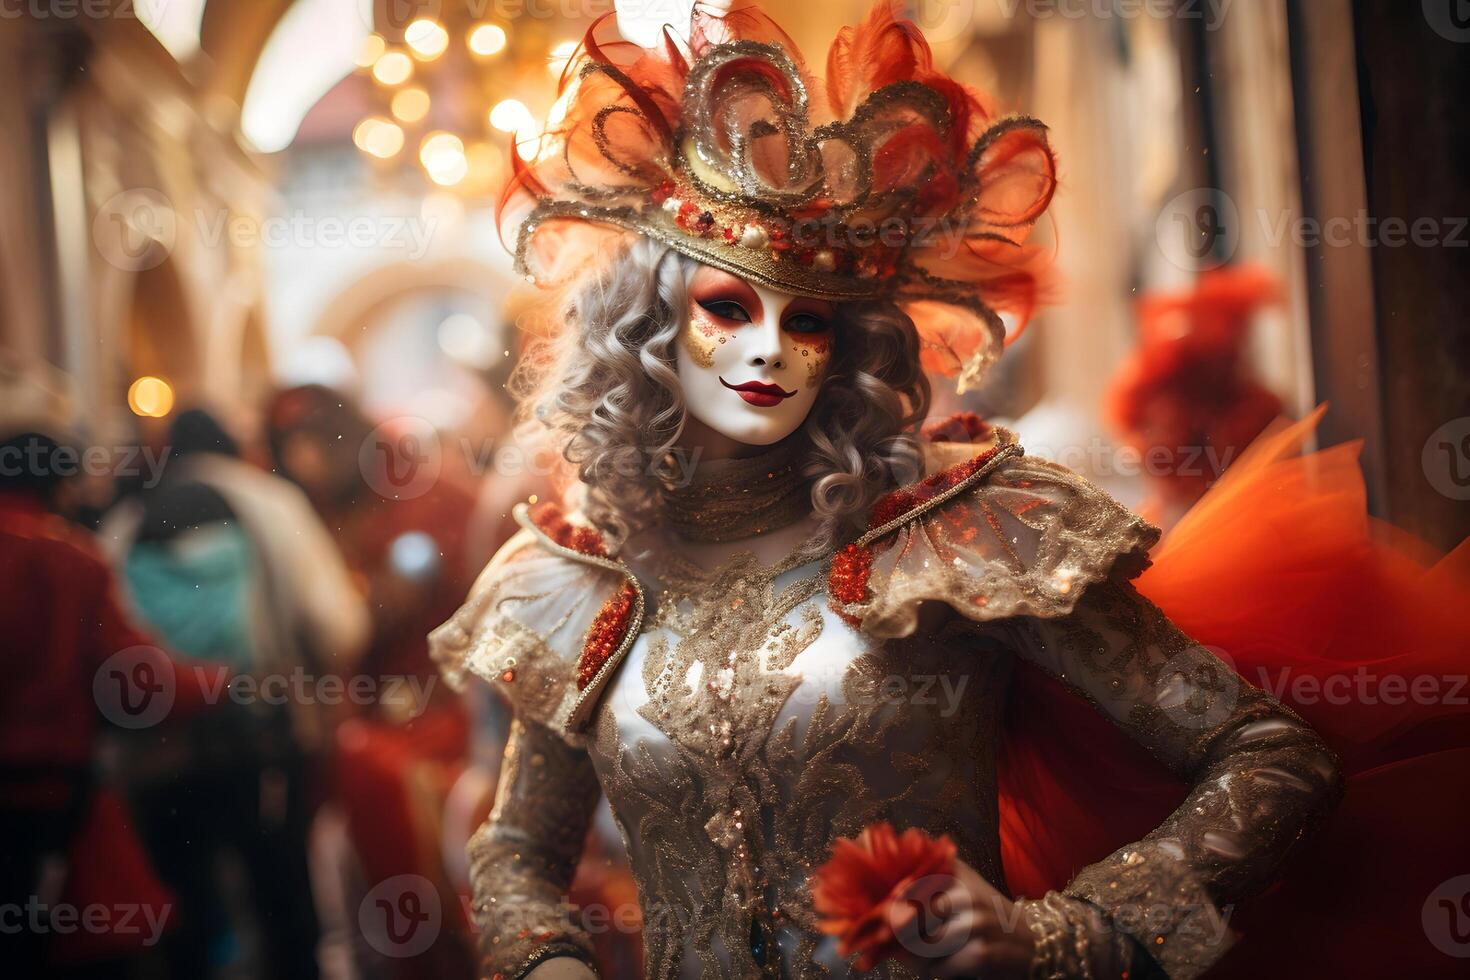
[1017,892,1139,980]
[521,953,598,980]
[1019,893,1089,980]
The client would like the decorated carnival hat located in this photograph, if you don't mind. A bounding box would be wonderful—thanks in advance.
[501,0,1057,391]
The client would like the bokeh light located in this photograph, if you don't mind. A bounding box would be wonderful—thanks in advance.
[391,87,431,124]
[127,376,175,418]
[354,33,386,69]
[488,98,533,134]
[405,19,449,61]
[467,23,507,57]
[372,51,413,86]
[353,117,405,158]
[548,40,579,77]
[420,131,468,186]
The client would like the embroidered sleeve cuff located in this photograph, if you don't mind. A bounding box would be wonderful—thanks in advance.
[480,940,597,980]
[1063,841,1235,980]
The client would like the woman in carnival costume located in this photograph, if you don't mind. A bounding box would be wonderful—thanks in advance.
[432,3,1470,977]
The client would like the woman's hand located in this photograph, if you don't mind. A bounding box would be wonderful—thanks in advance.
[524,957,598,980]
[887,859,1036,979]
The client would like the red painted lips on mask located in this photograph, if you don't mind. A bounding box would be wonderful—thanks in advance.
[721,378,797,408]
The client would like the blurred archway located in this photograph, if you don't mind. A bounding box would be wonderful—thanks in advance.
[121,258,202,408]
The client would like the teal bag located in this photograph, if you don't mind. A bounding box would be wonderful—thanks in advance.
[124,524,257,670]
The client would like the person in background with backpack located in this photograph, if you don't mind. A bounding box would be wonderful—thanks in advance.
[101,407,368,979]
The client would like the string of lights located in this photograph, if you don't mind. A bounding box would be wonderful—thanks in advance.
[349,8,580,196]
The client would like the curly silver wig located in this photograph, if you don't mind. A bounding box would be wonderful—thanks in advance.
[516,236,932,547]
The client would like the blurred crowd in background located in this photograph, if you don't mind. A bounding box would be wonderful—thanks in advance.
[2,372,644,979]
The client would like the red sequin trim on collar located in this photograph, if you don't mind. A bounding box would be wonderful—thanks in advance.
[829,543,875,627]
[921,412,993,445]
[867,446,1001,530]
[526,501,636,691]
[528,500,610,558]
[578,581,639,690]
[827,437,1003,625]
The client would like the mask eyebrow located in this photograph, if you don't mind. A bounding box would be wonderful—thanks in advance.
[689,266,764,323]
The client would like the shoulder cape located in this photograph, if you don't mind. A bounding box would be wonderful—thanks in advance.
[432,419,1157,738]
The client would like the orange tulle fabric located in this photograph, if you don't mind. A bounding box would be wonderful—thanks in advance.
[810,823,958,971]
[998,407,1470,978]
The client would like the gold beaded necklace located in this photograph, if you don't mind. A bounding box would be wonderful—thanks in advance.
[662,439,812,543]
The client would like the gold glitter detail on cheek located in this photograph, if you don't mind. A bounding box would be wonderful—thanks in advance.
[795,341,833,386]
[681,310,721,369]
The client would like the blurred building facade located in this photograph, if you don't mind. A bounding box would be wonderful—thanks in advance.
[0,3,284,438]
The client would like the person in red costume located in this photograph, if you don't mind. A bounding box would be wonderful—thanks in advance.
[425,4,1470,980]
[1106,265,1285,521]
[0,407,223,974]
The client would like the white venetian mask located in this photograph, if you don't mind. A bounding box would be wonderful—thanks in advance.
[676,263,835,452]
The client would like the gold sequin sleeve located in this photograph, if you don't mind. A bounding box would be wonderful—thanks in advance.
[1009,578,1344,979]
[467,715,603,979]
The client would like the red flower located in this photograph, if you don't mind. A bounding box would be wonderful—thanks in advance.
[810,823,957,971]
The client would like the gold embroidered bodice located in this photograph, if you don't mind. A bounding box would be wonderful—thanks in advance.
[593,537,1014,979]
[431,439,1342,980]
